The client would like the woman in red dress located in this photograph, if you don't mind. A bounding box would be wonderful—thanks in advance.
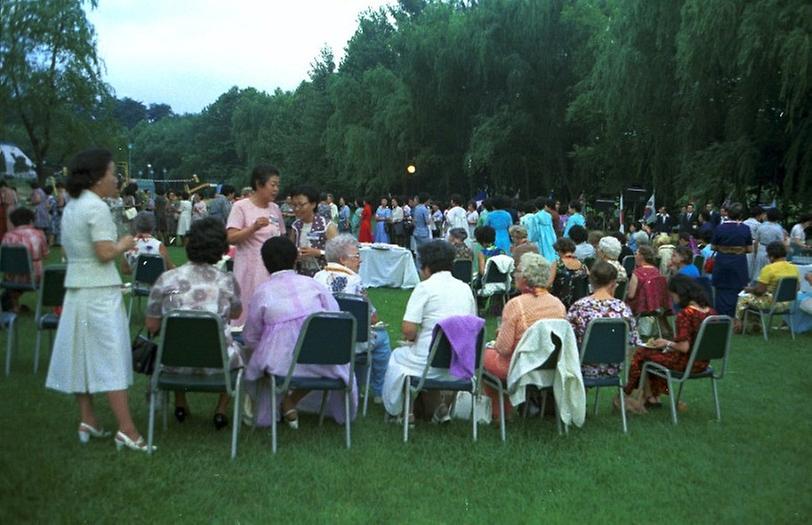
[358,197,373,243]
[618,275,716,413]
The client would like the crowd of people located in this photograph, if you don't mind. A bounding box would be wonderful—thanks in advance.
[31,148,811,452]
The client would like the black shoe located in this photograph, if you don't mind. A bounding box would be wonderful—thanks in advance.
[213,413,228,430]
[174,406,187,423]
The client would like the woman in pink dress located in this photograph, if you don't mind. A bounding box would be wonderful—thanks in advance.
[243,236,357,428]
[226,165,284,326]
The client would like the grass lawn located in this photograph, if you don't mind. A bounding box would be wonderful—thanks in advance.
[1,247,810,523]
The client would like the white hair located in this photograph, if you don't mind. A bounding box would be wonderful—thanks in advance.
[598,236,622,260]
[519,252,552,289]
[324,234,359,263]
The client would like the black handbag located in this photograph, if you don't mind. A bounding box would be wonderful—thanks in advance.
[131,329,157,375]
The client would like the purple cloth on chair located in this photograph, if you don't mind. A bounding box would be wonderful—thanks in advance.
[437,315,486,379]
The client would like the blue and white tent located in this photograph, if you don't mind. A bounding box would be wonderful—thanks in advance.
[0,142,37,179]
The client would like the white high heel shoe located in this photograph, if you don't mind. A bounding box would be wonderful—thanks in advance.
[114,431,154,452]
[78,422,112,444]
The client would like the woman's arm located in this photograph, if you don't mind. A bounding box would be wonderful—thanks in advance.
[626,273,638,300]
[226,218,268,245]
[94,236,134,263]
[477,252,486,275]
[401,321,419,342]
[145,316,161,336]
[159,243,175,270]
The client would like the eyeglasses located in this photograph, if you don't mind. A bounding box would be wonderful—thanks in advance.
[346,253,361,259]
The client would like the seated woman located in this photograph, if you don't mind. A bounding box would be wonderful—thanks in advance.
[734,241,799,332]
[121,211,174,275]
[509,225,539,267]
[244,236,355,429]
[483,253,565,419]
[567,261,642,378]
[1,207,48,313]
[145,218,242,430]
[653,233,676,277]
[550,237,589,309]
[448,227,472,261]
[570,225,595,262]
[619,275,716,413]
[474,225,504,276]
[313,234,392,402]
[670,245,699,278]
[626,245,670,337]
[382,240,477,422]
[597,236,627,282]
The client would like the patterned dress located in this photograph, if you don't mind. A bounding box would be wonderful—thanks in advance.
[290,214,329,277]
[146,262,243,373]
[624,306,715,397]
[567,297,642,377]
[1,224,49,284]
[551,257,589,309]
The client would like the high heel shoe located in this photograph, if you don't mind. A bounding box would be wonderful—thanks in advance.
[174,406,188,423]
[114,431,154,453]
[78,422,111,444]
[213,413,228,431]
[283,408,299,430]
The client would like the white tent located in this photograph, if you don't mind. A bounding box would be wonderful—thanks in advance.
[0,142,37,179]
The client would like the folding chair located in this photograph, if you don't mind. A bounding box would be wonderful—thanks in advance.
[520,333,565,435]
[571,274,590,304]
[0,302,17,377]
[580,318,629,432]
[478,257,512,314]
[742,277,799,341]
[641,315,733,425]
[128,254,165,321]
[692,254,705,275]
[614,280,627,300]
[583,256,596,270]
[33,265,66,374]
[334,293,373,416]
[271,312,356,453]
[0,244,37,292]
[403,322,495,442]
[225,259,234,273]
[147,310,244,458]
[622,255,636,278]
[452,259,473,284]
[634,275,671,338]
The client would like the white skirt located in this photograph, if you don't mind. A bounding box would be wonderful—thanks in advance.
[46,286,132,394]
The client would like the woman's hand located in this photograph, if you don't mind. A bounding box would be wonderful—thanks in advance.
[298,247,321,258]
[651,338,670,349]
[116,235,135,253]
[252,217,270,231]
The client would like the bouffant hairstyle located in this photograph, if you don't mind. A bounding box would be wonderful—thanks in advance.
[417,240,455,274]
[589,260,618,288]
[250,164,280,191]
[637,245,657,265]
[9,207,35,227]
[261,236,298,274]
[185,217,228,264]
[66,149,113,198]
[669,274,710,307]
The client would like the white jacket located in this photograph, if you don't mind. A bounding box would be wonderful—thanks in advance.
[506,318,586,427]
[479,254,515,296]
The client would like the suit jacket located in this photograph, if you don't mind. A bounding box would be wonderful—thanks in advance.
[654,213,672,234]
[679,212,697,234]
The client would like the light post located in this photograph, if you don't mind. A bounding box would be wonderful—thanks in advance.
[127,143,132,178]
[146,163,153,180]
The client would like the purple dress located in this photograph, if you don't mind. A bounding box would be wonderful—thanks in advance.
[243,270,357,426]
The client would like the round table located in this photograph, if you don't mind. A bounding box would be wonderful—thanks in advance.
[359,245,420,289]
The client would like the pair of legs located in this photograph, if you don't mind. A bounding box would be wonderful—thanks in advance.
[174,391,229,415]
[76,390,140,440]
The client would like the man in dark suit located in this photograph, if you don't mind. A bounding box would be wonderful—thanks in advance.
[679,203,698,234]
[705,202,721,227]
[654,206,672,234]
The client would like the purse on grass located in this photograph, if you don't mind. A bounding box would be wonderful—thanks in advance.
[131,329,157,375]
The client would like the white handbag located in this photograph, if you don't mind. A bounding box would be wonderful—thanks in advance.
[451,391,492,424]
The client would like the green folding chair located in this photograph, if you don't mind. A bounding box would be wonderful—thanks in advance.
[478,258,511,314]
[583,256,596,270]
[334,293,372,416]
[33,265,66,374]
[147,310,244,459]
[403,321,493,442]
[622,255,636,277]
[614,280,628,300]
[519,332,565,435]
[580,318,629,433]
[640,315,733,425]
[742,277,799,341]
[0,244,37,292]
[128,254,165,322]
[452,258,473,285]
[271,311,356,453]
[0,302,17,377]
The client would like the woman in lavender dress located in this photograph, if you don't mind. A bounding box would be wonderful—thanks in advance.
[243,236,357,429]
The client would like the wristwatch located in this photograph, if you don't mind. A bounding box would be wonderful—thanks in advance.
[664,342,673,352]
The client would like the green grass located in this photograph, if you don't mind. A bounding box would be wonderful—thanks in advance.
[1,247,810,523]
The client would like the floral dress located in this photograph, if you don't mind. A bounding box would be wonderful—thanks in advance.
[567,297,642,378]
[551,258,589,309]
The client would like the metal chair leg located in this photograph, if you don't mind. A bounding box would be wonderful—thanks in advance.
[147,387,156,455]
[362,352,372,417]
[33,329,41,374]
[593,387,600,416]
[676,382,685,404]
[711,377,721,421]
[4,323,12,376]
[402,381,410,443]
[271,377,278,454]
[666,375,678,425]
[472,392,478,442]
[540,389,547,419]
[760,312,769,342]
[318,391,328,426]
[497,384,506,442]
[162,391,168,431]
[618,387,628,433]
[345,390,351,449]
[231,375,242,460]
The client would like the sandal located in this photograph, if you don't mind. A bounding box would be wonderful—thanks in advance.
[283,408,299,430]
[614,394,647,415]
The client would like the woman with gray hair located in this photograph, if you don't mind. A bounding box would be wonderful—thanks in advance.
[597,236,627,282]
[509,224,539,266]
[483,252,566,420]
[120,211,174,275]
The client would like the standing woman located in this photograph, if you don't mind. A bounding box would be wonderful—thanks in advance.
[45,149,147,452]
[390,197,404,247]
[486,195,514,255]
[176,192,193,245]
[711,202,752,317]
[191,192,208,222]
[226,165,285,326]
[358,197,373,243]
[350,198,362,237]
[751,207,786,279]
[374,197,391,243]
[289,185,338,277]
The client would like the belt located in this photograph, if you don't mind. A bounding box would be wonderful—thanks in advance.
[717,246,746,255]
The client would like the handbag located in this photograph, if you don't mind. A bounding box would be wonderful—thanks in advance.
[131,329,157,375]
[704,252,716,273]
[123,207,137,221]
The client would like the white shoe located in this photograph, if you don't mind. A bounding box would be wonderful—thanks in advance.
[114,431,154,452]
[78,422,112,444]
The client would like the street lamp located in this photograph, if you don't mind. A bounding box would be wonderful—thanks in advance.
[406,164,416,174]
[146,163,152,179]
[127,143,132,178]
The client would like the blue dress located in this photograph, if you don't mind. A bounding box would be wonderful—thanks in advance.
[486,209,513,254]
[533,209,558,261]
[374,206,391,243]
[712,222,752,316]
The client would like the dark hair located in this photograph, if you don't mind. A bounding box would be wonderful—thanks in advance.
[292,185,319,212]
[122,182,138,197]
[611,231,627,245]
[799,212,812,223]
[569,225,588,244]
[674,245,694,265]
[766,241,787,260]
[544,198,556,210]
[250,164,280,190]
[749,205,764,218]
[180,191,190,200]
[261,236,298,273]
[569,200,582,213]
[417,240,455,273]
[726,202,744,221]
[30,182,40,189]
[221,184,235,197]
[766,207,782,223]
[66,149,113,198]
[474,225,496,245]
[448,227,468,241]
[449,193,462,206]
[9,207,34,227]
[699,229,713,243]
[637,245,657,265]
[554,237,576,254]
[699,210,711,223]
[678,232,691,243]
[668,274,710,307]
[185,217,228,264]
[589,260,617,288]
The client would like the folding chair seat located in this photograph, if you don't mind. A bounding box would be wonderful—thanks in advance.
[33,265,66,374]
[579,318,630,433]
[742,277,799,341]
[641,315,733,424]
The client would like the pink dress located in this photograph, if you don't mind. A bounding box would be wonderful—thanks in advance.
[243,270,358,426]
[226,198,285,325]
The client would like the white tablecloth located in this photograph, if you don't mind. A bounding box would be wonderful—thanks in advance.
[795,264,812,293]
[359,246,420,289]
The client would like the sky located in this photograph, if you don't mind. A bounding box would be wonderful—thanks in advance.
[86,0,392,115]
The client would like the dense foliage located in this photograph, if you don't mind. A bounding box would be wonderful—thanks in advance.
[1,0,809,206]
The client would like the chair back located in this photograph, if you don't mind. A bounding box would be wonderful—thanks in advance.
[571,274,590,302]
[684,315,733,379]
[772,277,798,304]
[133,254,165,286]
[583,256,596,270]
[335,293,369,344]
[0,244,33,276]
[452,259,473,284]
[696,276,714,304]
[411,320,486,392]
[692,255,705,274]
[538,333,562,370]
[225,259,234,272]
[483,257,510,286]
[580,317,628,365]
[293,312,356,366]
[157,310,228,371]
[36,265,67,319]
[622,255,636,277]
[614,280,627,300]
